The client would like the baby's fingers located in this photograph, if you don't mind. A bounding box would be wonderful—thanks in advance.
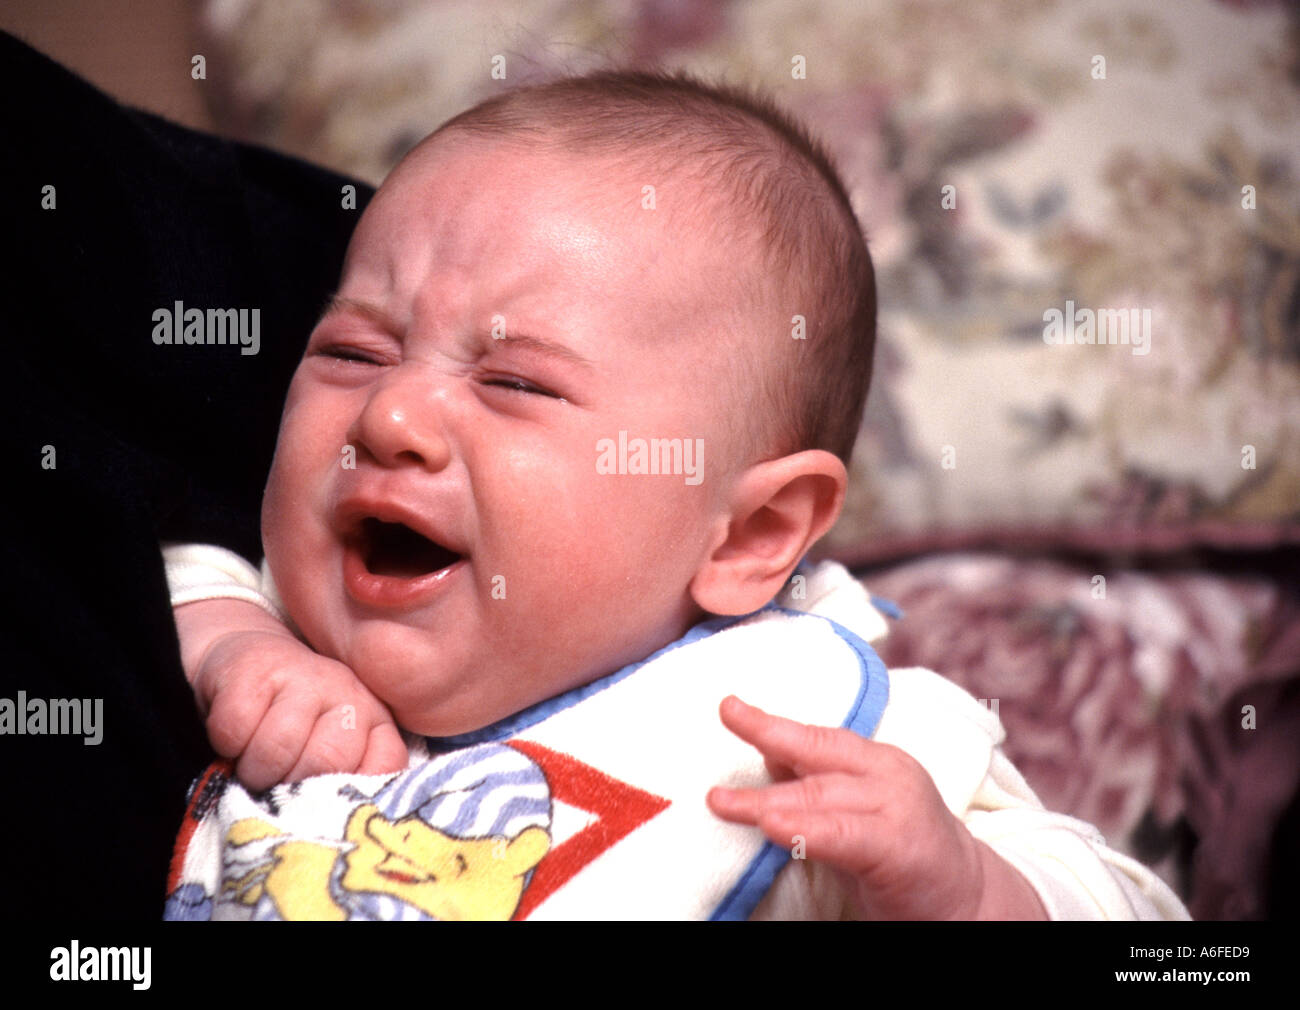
[204,676,277,761]
[753,809,880,878]
[718,696,874,777]
[235,693,320,791]
[708,773,880,825]
[283,705,371,782]
[358,721,409,777]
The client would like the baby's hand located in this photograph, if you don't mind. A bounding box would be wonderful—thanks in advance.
[176,600,408,791]
[706,696,1047,920]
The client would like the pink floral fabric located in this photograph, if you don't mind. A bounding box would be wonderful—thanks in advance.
[865,553,1300,918]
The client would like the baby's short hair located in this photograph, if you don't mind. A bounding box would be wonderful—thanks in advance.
[434,70,876,464]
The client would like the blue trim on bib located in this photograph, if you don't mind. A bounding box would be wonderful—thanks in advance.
[870,595,904,620]
[710,609,890,921]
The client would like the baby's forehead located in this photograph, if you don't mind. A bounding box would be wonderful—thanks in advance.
[395,128,750,225]
[376,131,770,293]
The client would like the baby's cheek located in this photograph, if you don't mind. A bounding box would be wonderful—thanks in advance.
[483,436,705,619]
[261,413,320,546]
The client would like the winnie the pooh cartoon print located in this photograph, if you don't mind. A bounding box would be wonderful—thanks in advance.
[166,743,551,921]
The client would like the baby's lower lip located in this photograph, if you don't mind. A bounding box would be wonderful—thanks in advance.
[342,542,467,609]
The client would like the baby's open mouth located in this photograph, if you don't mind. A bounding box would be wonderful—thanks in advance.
[357,518,463,578]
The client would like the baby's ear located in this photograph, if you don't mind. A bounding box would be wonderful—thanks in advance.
[689,450,845,616]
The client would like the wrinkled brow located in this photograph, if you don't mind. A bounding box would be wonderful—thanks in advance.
[319,294,595,369]
[318,295,403,334]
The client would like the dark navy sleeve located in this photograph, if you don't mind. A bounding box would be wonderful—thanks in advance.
[0,29,373,918]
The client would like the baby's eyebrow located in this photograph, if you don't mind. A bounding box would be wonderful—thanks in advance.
[320,294,594,369]
[487,332,596,370]
[318,295,403,334]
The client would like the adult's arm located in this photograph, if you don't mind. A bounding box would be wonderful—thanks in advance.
[0,29,373,918]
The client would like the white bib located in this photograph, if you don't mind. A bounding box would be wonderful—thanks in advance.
[164,605,889,921]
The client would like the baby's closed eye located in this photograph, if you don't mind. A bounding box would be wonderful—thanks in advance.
[479,375,563,398]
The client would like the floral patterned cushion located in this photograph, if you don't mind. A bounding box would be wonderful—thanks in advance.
[198,0,1300,553]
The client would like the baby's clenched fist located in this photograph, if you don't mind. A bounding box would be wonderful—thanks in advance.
[175,599,408,791]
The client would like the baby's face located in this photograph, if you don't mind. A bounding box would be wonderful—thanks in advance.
[262,133,761,735]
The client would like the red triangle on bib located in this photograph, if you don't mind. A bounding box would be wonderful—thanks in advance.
[507,739,670,920]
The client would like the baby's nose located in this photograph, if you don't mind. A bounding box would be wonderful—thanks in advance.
[353,371,452,471]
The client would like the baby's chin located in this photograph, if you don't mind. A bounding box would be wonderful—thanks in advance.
[328,594,708,738]
[343,648,516,739]
[383,688,519,739]
[357,644,610,740]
